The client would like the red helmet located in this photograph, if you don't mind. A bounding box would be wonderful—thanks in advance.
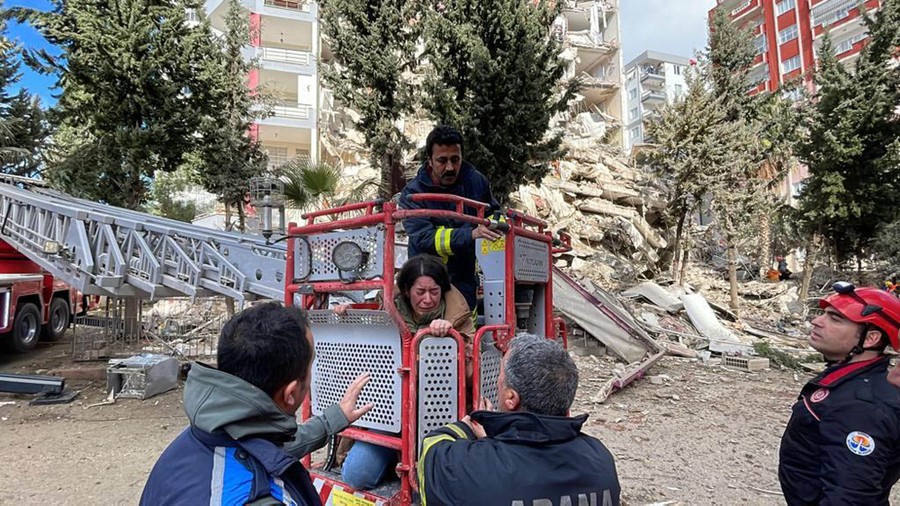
[819,283,900,350]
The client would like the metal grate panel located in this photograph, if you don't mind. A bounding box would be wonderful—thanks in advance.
[513,236,550,283]
[293,227,385,282]
[309,310,401,432]
[417,337,459,451]
[479,344,502,410]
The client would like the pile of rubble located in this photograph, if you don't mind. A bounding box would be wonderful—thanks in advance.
[509,135,668,284]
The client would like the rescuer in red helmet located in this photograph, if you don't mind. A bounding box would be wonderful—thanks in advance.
[779,282,900,505]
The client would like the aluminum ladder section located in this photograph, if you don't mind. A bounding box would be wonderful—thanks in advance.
[0,182,286,301]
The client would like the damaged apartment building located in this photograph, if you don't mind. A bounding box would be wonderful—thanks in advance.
[553,0,627,147]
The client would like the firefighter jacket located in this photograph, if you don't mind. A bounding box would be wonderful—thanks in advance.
[779,355,900,505]
[417,410,621,506]
[399,161,499,310]
[141,363,350,505]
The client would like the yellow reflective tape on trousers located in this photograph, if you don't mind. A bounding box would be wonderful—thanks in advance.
[417,434,455,506]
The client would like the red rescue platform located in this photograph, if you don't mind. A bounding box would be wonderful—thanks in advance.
[284,196,571,505]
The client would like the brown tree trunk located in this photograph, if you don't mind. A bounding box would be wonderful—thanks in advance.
[799,233,821,306]
[757,210,772,277]
[672,210,686,283]
[678,248,689,288]
[726,232,740,314]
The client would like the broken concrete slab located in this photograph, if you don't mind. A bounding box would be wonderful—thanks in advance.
[622,282,684,313]
[682,293,751,354]
[554,270,649,363]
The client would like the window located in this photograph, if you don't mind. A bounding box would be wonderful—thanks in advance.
[783,88,802,102]
[629,107,639,120]
[674,84,684,97]
[753,35,768,54]
[629,88,638,100]
[782,55,801,74]
[778,25,798,45]
[629,126,641,140]
[776,0,795,15]
[267,147,289,168]
[835,33,868,54]
[673,65,683,76]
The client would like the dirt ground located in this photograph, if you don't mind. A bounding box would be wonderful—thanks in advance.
[2,338,899,506]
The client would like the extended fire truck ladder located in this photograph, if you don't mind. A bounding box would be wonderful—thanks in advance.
[0,180,287,302]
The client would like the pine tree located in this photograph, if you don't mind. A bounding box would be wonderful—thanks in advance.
[15,0,227,209]
[421,0,575,203]
[0,9,48,176]
[318,0,420,197]
[190,0,266,231]
[644,70,719,283]
[797,0,900,270]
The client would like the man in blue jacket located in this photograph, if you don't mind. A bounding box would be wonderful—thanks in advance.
[400,125,500,310]
[417,334,621,505]
[141,303,373,505]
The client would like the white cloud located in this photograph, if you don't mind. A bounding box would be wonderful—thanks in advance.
[620,0,718,64]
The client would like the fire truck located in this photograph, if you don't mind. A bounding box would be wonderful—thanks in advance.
[0,238,84,353]
[285,195,571,505]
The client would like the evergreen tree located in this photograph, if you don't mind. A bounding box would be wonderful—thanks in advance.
[15,0,226,209]
[797,0,900,268]
[0,9,48,176]
[422,0,575,203]
[318,0,420,197]
[190,0,266,231]
[644,70,719,283]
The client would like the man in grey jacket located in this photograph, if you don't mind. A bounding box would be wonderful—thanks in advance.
[141,303,372,505]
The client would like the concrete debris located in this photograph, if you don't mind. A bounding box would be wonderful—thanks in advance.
[682,294,752,354]
[622,282,684,313]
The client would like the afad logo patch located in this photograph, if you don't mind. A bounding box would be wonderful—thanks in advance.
[846,431,876,456]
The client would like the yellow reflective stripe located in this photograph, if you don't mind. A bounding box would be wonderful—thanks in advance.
[434,227,450,263]
[443,228,453,258]
[446,423,468,439]
[417,434,455,506]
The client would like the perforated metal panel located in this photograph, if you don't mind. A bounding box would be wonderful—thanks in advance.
[417,337,459,451]
[513,236,550,283]
[479,344,502,409]
[309,310,401,432]
[293,227,385,282]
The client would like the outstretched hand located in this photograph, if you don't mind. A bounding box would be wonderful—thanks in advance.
[339,373,374,423]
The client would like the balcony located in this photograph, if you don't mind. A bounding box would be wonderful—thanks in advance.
[258,100,315,129]
[257,46,316,75]
[640,68,665,87]
[811,0,860,28]
[261,47,312,66]
[263,0,311,12]
[641,89,667,104]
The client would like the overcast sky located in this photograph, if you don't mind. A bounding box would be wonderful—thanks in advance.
[620,0,719,65]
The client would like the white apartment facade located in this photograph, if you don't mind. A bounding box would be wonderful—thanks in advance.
[204,0,322,171]
[554,0,627,146]
[623,50,692,152]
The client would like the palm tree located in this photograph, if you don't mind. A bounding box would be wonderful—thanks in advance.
[277,159,379,211]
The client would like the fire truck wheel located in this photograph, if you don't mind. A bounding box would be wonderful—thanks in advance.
[42,297,70,342]
[11,303,41,353]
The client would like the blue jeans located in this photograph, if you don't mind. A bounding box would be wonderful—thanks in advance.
[341,441,398,490]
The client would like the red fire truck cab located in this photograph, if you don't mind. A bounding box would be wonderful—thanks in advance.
[0,239,83,353]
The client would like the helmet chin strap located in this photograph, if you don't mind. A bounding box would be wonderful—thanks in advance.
[840,323,878,364]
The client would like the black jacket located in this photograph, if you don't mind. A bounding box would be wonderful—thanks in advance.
[779,356,900,505]
[417,411,621,506]
[400,161,499,310]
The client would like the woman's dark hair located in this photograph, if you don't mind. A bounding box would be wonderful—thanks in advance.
[397,254,452,297]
